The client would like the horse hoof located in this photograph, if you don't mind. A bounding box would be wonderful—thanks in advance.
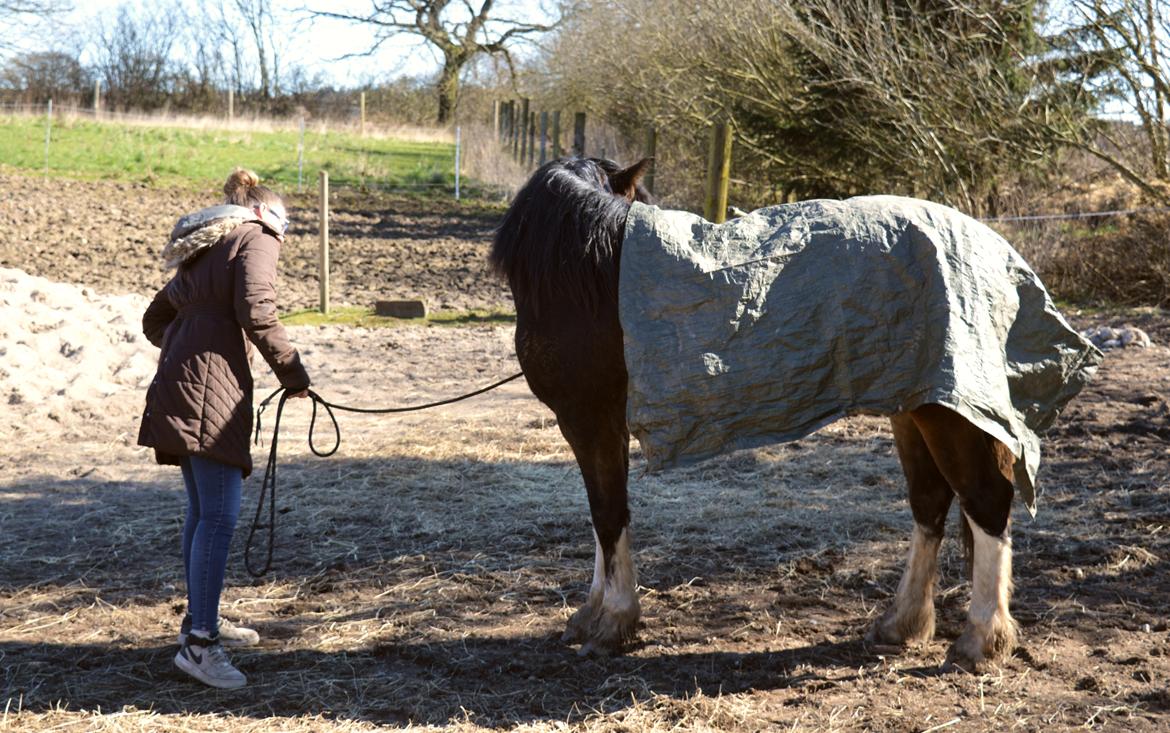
[864,620,905,647]
[941,647,983,674]
[561,601,638,656]
[577,640,612,658]
[561,602,598,644]
[865,606,934,648]
[942,622,1016,674]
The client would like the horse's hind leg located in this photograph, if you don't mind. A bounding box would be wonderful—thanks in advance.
[910,404,1018,672]
[867,413,953,648]
[555,403,639,656]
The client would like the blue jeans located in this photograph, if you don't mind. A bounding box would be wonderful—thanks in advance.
[180,455,243,637]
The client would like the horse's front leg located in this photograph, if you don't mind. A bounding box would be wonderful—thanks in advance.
[557,406,639,656]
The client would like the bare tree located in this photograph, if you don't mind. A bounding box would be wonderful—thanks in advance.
[232,0,278,101]
[1057,0,1170,200]
[543,0,1066,213]
[0,0,73,53]
[307,1,561,124]
[91,3,180,110]
[0,49,88,102]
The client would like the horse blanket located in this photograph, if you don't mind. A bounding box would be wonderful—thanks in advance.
[618,196,1102,512]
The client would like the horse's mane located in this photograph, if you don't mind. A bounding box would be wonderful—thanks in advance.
[490,157,632,313]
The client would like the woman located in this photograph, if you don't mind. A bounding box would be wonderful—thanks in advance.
[138,168,310,689]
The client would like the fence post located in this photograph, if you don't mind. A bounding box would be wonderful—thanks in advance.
[454,125,461,201]
[552,110,562,158]
[539,111,549,166]
[520,112,529,163]
[319,171,330,315]
[517,98,529,160]
[573,112,586,156]
[703,121,733,223]
[512,100,522,159]
[44,99,52,180]
[359,91,366,136]
[493,100,500,140]
[228,88,234,122]
[643,126,657,194]
[93,80,100,117]
[297,116,305,193]
[527,112,536,167]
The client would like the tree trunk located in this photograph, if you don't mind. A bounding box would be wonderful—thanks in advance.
[436,59,460,124]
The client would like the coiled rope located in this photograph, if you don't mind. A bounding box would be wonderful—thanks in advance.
[244,372,525,577]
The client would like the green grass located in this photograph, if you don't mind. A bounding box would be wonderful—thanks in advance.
[280,305,516,328]
[0,114,455,190]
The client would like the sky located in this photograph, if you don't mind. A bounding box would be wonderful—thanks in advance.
[32,0,557,87]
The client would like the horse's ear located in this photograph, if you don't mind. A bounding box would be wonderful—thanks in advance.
[609,158,653,201]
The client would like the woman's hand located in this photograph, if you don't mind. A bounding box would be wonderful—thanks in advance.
[288,389,309,399]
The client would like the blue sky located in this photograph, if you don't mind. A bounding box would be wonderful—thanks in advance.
[38,0,557,87]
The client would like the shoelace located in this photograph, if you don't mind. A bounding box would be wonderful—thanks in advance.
[204,643,237,672]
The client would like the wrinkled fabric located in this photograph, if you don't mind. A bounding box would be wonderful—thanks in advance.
[618,196,1102,512]
[138,219,309,477]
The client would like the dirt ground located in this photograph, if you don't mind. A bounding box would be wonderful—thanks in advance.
[0,174,513,313]
[2,175,1169,732]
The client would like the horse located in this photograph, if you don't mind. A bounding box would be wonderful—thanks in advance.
[489,156,1025,672]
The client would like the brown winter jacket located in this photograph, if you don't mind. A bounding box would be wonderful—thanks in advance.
[137,220,310,477]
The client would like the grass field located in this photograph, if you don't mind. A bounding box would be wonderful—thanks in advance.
[0,114,456,190]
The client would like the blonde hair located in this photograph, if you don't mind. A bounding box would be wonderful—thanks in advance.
[223,167,282,209]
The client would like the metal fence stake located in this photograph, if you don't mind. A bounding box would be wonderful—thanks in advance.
[319,170,330,315]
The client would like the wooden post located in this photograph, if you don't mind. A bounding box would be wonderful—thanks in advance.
[643,126,657,194]
[359,91,366,136]
[539,111,549,165]
[493,100,500,140]
[551,110,562,158]
[572,112,586,156]
[228,88,234,122]
[512,100,522,159]
[93,80,101,117]
[527,111,536,167]
[519,113,528,163]
[517,97,529,160]
[318,171,330,315]
[454,125,461,200]
[703,122,733,223]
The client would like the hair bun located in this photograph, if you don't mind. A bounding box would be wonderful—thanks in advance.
[224,167,261,198]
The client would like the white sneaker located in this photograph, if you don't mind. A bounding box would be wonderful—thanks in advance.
[174,635,247,689]
[178,616,260,648]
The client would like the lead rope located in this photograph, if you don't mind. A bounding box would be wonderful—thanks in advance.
[243,372,525,577]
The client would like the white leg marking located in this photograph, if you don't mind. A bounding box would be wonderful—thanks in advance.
[588,529,605,606]
[950,511,1017,666]
[966,514,1012,636]
[869,523,939,644]
[601,528,638,619]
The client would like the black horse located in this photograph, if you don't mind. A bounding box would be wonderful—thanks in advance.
[490,157,1019,671]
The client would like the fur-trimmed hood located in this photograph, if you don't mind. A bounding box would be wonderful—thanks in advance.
[161,205,260,269]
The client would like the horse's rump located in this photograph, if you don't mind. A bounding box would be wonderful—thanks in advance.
[618,196,1102,512]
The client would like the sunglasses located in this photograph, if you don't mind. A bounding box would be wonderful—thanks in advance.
[256,204,290,234]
